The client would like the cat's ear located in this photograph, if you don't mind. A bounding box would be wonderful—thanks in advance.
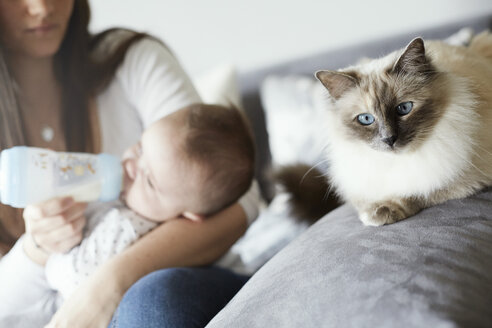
[392,37,429,75]
[315,70,358,100]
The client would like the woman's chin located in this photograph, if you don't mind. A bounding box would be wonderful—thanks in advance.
[17,37,64,59]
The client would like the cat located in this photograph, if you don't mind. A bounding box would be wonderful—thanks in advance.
[280,31,492,226]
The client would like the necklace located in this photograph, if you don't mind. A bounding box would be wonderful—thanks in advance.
[13,80,67,147]
[41,125,55,142]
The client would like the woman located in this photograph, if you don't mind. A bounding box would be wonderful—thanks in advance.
[0,0,259,327]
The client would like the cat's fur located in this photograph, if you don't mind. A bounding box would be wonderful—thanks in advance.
[274,164,342,223]
[286,31,492,226]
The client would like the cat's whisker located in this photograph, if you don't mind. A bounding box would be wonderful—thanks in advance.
[322,188,334,202]
[440,139,490,177]
[473,143,492,157]
[436,130,492,170]
[300,159,331,185]
[463,159,488,178]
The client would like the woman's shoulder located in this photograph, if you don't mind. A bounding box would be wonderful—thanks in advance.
[93,28,200,131]
[90,28,173,65]
[91,28,184,94]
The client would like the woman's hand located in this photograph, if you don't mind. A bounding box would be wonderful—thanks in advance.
[23,196,87,264]
[45,257,124,328]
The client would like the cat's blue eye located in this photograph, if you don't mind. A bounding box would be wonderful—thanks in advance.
[396,101,413,116]
[357,113,375,125]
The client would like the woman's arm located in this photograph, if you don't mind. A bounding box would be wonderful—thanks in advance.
[47,202,247,328]
[112,202,247,285]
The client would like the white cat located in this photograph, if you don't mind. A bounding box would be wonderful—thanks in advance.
[279,31,492,226]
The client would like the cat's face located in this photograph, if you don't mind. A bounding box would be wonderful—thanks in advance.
[317,38,447,153]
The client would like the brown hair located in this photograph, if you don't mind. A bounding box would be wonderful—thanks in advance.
[0,0,148,152]
[183,104,255,216]
[0,0,148,251]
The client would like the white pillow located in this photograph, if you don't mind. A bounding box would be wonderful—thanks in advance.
[192,64,242,109]
[444,27,474,46]
[216,192,310,275]
[260,75,328,167]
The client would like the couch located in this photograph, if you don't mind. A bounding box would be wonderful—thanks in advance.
[207,13,492,328]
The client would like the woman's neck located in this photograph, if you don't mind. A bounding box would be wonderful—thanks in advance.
[6,52,66,150]
[6,53,59,103]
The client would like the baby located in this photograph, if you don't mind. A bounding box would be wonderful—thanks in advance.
[0,103,255,325]
[121,102,254,222]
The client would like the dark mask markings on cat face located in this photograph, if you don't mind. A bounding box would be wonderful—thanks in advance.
[336,76,383,148]
[380,78,413,149]
[319,37,448,153]
[380,77,445,151]
[397,93,449,151]
[343,112,377,144]
[381,39,446,151]
[375,81,401,150]
[349,77,400,150]
[343,67,446,152]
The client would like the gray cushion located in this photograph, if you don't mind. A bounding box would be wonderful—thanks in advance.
[207,188,492,328]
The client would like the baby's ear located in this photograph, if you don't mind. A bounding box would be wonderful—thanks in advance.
[182,212,205,223]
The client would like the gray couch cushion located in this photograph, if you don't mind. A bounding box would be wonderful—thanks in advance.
[207,188,492,328]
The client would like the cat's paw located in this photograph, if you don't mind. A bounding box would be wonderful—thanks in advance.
[359,202,408,226]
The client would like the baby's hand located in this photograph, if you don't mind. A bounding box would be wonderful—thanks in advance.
[23,196,87,258]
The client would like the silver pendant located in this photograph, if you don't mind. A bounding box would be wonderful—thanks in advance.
[41,126,54,142]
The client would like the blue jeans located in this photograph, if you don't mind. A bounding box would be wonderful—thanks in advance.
[109,266,249,328]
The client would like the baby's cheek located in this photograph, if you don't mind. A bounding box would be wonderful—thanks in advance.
[125,187,145,212]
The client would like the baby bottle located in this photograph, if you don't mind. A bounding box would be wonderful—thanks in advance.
[0,146,123,208]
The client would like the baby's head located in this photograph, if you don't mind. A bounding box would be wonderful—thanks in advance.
[121,103,255,222]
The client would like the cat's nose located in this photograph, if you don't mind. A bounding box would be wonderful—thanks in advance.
[382,135,398,147]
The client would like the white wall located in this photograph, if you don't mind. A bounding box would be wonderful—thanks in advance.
[88,0,492,76]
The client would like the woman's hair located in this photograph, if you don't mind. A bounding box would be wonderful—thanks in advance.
[0,0,148,251]
[0,0,147,152]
